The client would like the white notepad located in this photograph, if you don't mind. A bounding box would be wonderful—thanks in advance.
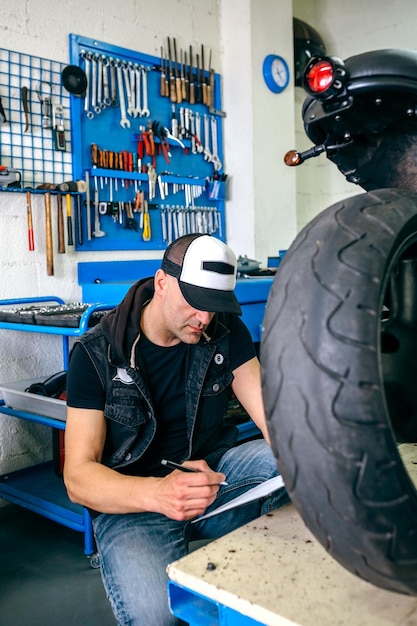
[192,475,285,523]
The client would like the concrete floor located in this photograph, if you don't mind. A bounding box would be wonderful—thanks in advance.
[0,504,115,625]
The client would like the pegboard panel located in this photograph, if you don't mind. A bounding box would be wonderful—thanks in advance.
[0,47,72,188]
[69,34,226,252]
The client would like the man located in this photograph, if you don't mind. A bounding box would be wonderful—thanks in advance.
[64,233,288,626]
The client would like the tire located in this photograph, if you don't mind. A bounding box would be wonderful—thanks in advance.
[261,188,417,595]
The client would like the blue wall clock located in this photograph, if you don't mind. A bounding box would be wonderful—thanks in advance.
[262,54,290,93]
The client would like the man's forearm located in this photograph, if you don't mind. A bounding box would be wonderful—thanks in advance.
[64,461,160,514]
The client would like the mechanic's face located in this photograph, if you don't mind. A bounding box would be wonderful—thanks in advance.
[158,271,215,345]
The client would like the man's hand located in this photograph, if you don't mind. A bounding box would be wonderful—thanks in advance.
[153,460,226,521]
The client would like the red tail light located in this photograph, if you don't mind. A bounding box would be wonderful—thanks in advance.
[305,60,335,93]
[303,56,347,99]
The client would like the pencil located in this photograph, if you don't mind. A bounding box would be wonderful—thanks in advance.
[161,459,228,486]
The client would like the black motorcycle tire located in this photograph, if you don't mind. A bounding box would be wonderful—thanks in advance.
[261,188,417,595]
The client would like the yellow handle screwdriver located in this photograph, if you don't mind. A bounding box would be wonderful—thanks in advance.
[142,201,151,241]
[66,193,74,245]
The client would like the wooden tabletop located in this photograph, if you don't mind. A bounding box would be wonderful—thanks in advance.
[167,444,417,626]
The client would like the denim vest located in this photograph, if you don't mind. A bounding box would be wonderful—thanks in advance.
[74,316,238,472]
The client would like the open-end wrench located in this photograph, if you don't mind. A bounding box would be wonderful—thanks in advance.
[189,111,197,154]
[109,58,118,106]
[102,56,111,107]
[141,66,150,117]
[134,64,142,116]
[123,62,135,117]
[194,112,204,153]
[210,116,222,171]
[116,61,130,128]
[82,51,94,119]
[203,114,213,162]
[90,54,99,115]
[95,54,104,113]
[128,63,138,117]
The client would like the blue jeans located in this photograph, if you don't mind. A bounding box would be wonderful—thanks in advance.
[92,440,289,626]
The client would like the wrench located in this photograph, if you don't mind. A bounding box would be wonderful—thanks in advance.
[189,111,197,154]
[109,58,118,106]
[210,116,222,171]
[82,51,94,120]
[102,56,111,107]
[91,54,100,115]
[134,64,142,116]
[123,62,135,117]
[95,54,104,113]
[128,63,138,117]
[116,61,130,128]
[141,66,150,117]
[194,112,204,153]
[203,114,213,162]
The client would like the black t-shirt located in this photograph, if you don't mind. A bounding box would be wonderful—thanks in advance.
[66,315,255,475]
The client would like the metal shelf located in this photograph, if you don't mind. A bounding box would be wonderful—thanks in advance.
[0,461,93,555]
[0,295,113,557]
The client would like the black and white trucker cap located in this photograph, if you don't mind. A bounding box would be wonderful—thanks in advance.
[161,234,242,315]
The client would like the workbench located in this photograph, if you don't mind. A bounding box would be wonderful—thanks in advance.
[167,446,417,626]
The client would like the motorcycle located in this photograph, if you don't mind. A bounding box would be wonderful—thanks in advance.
[261,49,417,595]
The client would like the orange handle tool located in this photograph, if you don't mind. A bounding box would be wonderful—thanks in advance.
[26,191,34,251]
[44,193,54,276]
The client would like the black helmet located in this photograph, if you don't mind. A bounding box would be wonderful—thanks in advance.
[287,49,417,190]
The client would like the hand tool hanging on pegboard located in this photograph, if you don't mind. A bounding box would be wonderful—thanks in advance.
[44,193,54,276]
[36,81,52,129]
[26,191,34,251]
[56,194,65,253]
[21,86,30,133]
[0,93,7,123]
[65,194,74,245]
[52,104,66,151]
[160,46,168,98]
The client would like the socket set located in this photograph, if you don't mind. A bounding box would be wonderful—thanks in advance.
[0,303,109,327]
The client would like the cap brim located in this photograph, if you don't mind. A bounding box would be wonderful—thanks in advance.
[179,281,242,315]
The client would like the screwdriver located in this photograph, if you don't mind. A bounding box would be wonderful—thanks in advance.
[57,194,65,253]
[142,200,151,241]
[65,194,74,245]
[160,46,168,97]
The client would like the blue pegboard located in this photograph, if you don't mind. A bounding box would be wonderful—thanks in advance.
[68,34,226,252]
